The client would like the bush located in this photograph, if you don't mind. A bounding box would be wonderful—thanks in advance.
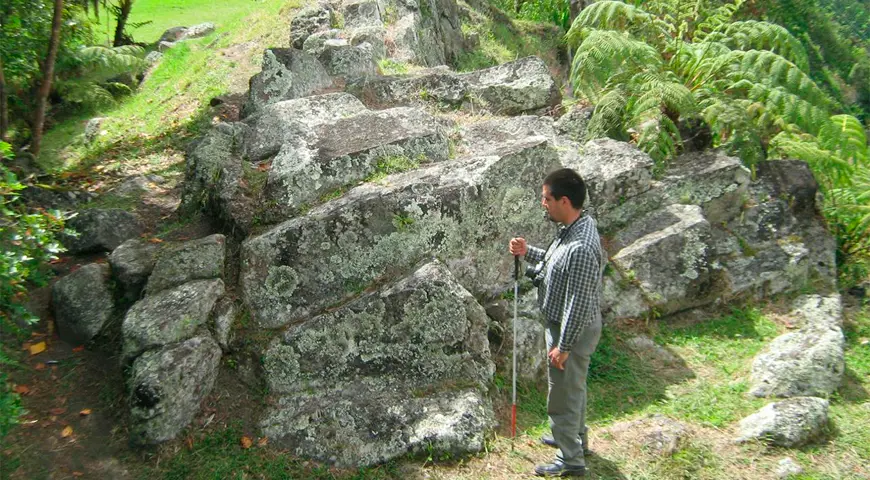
[0,141,66,329]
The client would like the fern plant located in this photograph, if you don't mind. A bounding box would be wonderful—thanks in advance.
[55,44,147,107]
[566,0,839,166]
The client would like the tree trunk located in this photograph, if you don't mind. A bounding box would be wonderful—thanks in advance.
[0,56,8,142]
[112,0,134,47]
[30,0,64,158]
[514,0,524,13]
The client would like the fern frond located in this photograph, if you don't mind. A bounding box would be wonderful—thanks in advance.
[568,1,651,40]
[570,29,661,102]
[769,131,854,185]
[586,86,629,140]
[693,0,744,40]
[819,114,868,165]
[728,50,832,109]
[705,21,809,71]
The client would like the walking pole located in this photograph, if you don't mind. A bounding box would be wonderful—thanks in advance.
[511,255,520,439]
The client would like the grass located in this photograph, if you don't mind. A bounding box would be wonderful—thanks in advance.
[454,1,565,76]
[93,0,282,45]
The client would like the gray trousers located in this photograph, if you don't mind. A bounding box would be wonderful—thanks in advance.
[546,317,602,467]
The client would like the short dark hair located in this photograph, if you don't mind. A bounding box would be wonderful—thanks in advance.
[543,168,586,209]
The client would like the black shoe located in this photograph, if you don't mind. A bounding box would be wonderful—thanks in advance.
[534,461,586,477]
[540,435,592,455]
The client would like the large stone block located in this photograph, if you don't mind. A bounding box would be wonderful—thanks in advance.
[260,262,493,467]
[52,263,115,345]
[128,335,222,445]
[244,49,333,115]
[145,234,226,295]
[241,137,561,328]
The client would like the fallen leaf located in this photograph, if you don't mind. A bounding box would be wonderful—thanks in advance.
[49,408,67,415]
[29,342,47,355]
[240,436,253,449]
[72,472,84,477]
[61,426,73,438]
[80,409,92,416]
[257,437,268,447]
[14,385,30,395]
[148,237,164,244]
[72,345,85,353]
[34,363,46,371]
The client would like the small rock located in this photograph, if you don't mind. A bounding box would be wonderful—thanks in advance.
[144,51,163,64]
[158,26,188,43]
[736,397,829,447]
[158,41,176,52]
[109,239,159,302]
[183,22,215,39]
[52,263,115,345]
[84,118,106,143]
[776,457,803,479]
[63,209,144,254]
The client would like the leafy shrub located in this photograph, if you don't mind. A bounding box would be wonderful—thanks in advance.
[0,141,66,328]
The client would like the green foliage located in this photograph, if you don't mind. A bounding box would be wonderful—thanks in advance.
[493,0,571,29]
[55,44,148,108]
[0,370,23,442]
[378,59,411,75]
[0,142,66,327]
[566,0,841,166]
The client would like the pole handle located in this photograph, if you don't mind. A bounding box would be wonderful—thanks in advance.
[514,255,521,281]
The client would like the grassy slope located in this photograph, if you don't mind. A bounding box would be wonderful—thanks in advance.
[38,0,298,173]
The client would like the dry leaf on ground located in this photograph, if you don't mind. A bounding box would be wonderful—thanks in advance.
[49,408,67,415]
[80,409,92,416]
[61,426,73,438]
[14,385,30,395]
[29,342,46,355]
[240,436,253,449]
[72,345,85,353]
[257,437,268,447]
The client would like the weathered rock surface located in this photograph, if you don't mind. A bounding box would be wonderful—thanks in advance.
[750,294,844,398]
[737,397,829,447]
[109,239,159,302]
[52,263,115,345]
[313,38,377,80]
[609,204,714,314]
[212,297,236,352]
[459,56,561,115]
[241,137,561,328]
[63,209,144,254]
[290,5,334,49]
[244,49,333,115]
[122,279,225,362]
[261,262,493,467]
[555,105,594,142]
[128,335,222,445]
[348,57,560,115]
[145,234,226,295]
[776,458,804,479]
[484,290,545,381]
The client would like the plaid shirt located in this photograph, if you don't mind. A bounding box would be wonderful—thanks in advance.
[525,214,605,352]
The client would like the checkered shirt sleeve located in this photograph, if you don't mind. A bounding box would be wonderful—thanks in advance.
[556,245,601,353]
[525,246,545,264]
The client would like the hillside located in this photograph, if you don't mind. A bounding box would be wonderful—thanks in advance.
[2,0,870,479]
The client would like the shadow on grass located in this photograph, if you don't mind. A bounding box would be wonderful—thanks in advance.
[837,367,870,402]
[513,327,695,430]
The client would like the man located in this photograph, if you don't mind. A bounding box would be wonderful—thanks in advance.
[509,168,605,477]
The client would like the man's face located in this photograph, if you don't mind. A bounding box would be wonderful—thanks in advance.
[541,185,566,223]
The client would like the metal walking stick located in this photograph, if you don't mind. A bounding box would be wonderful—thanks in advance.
[511,255,520,439]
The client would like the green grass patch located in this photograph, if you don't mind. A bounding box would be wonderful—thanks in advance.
[146,424,401,479]
[378,59,412,75]
[454,4,565,73]
[94,0,281,45]
[365,155,420,182]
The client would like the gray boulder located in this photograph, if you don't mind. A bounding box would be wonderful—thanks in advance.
[484,290,546,382]
[261,261,493,467]
[608,204,713,314]
[459,56,561,115]
[776,458,804,479]
[178,123,245,221]
[158,26,188,43]
[290,5,334,49]
[144,51,163,64]
[349,26,387,60]
[183,22,215,39]
[736,397,829,447]
[460,115,557,155]
[749,295,844,398]
[122,279,225,362]
[128,335,222,445]
[264,106,450,212]
[63,208,144,254]
[241,137,561,328]
[145,234,226,295]
[555,106,594,142]
[52,263,115,345]
[346,68,468,110]
[343,0,382,29]
[312,38,378,80]
[567,138,656,213]
[389,14,446,67]
[212,297,236,352]
[109,239,159,302]
[244,49,333,115]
